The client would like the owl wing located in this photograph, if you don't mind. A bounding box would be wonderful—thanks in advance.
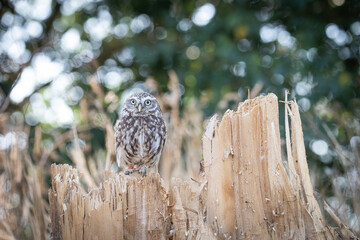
[160,118,167,149]
[148,117,167,158]
[114,119,123,167]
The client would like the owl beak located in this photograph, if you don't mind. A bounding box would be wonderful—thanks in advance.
[137,104,142,112]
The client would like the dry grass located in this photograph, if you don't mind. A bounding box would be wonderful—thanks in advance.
[0,114,49,239]
[305,112,360,233]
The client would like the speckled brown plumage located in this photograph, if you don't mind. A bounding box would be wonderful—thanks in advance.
[115,92,166,174]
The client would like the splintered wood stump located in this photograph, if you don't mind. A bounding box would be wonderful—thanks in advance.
[49,94,349,240]
[49,167,169,240]
[49,166,213,240]
[202,94,334,239]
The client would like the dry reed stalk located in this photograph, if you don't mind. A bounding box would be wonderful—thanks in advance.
[69,126,96,188]
[159,70,185,183]
[182,99,203,179]
[0,120,50,239]
[305,106,360,234]
[324,201,358,239]
[156,71,204,184]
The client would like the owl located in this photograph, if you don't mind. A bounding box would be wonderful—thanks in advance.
[115,92,166,176]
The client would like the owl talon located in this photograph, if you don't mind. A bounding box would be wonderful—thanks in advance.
[138,169,147,177]
[124,169,135,175]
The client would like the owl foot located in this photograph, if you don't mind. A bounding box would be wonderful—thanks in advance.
[138,166,149,177]
[138,169,146,177]
[124,169,135,175]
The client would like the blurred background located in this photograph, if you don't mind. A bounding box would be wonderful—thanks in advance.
[0,0,359,238]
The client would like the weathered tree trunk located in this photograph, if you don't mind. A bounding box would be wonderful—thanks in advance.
[49,94,355,239]
[202,94,333,239]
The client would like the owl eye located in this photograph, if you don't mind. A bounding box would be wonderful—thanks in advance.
[130,99,136,105]
[145,100,151,106]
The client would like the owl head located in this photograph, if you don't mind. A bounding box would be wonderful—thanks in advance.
[122,92,162,117]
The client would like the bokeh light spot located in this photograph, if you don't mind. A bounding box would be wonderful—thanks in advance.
[237,39,251,52]
[186,46,201,60]
[25,21,43,38]
[61,28,81,52]
[130,14,151,33]
[192,3,216,27]
[15,0,52,21]
[116,48,135,66]
[298,98,311,112]
[232,61,246,77]
[350,21,360,35]
[10,67,36,103]
[84,10,112,41]
[325,23,350,46]
[1,12,14,27]
[331,0,345,7]
[295,81,312,96]
[311,140,329,156]
[271,73,284,85]
[113,23,129,39]
[260,24,277,43]
[177,19,192,31]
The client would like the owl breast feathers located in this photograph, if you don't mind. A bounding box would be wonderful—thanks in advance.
[115,92,166,172]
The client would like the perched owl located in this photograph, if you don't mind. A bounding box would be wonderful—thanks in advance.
[115,92,166,176]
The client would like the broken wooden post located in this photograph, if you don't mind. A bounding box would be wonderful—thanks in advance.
[202,94,335,239]
[49,165,169,240]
